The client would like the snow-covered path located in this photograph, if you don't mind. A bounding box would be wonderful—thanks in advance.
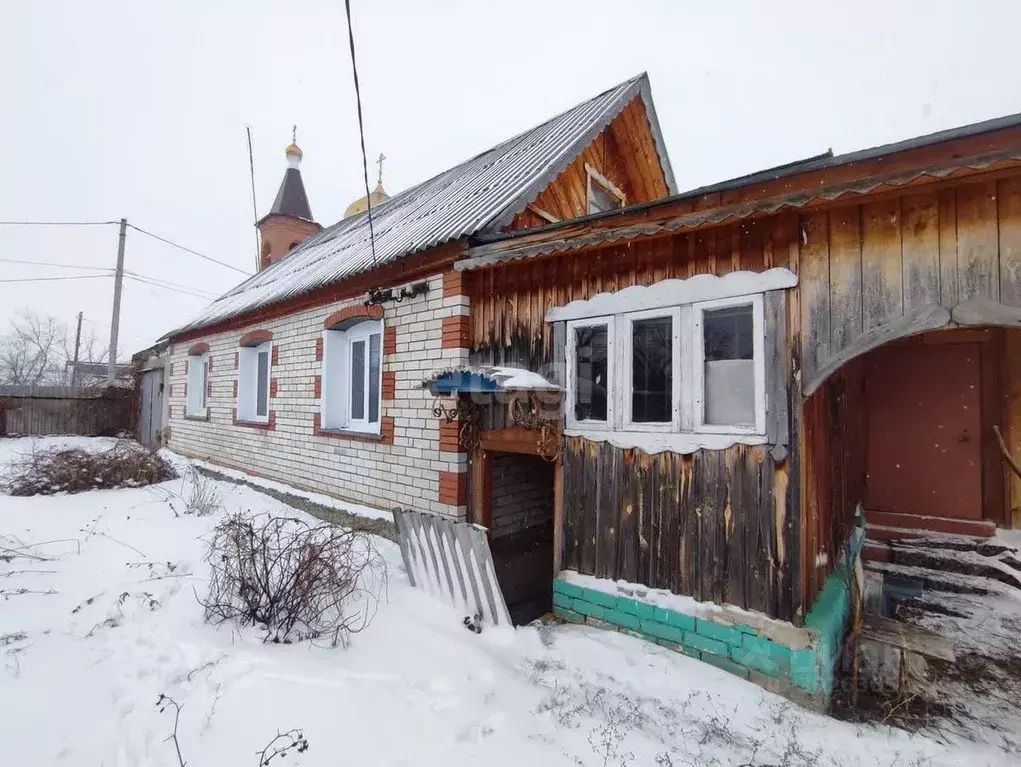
[0,438,1008,766]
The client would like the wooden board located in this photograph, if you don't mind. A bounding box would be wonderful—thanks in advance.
[861,199,903,331]
[938,189,959,307]
[799,211,831,382]
[998,176,1021,307]
[956,180,1000,302]
[900,193,941,313]
[860,613,955,662]
[827,205,863,353]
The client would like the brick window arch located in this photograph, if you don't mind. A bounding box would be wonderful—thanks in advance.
[239,329,273,347]
[323,304,384,330]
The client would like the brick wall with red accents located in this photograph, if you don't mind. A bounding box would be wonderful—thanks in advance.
[165,273,470,518]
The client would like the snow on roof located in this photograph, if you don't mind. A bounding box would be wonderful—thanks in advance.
[424,366,560,394]
[168,74,673,338]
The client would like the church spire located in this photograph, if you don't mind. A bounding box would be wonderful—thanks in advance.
[256,128,322,270]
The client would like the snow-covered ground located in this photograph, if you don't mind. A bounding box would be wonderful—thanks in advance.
[0,437,1009,766]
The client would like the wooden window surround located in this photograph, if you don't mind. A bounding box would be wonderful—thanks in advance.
[585,163,626,215]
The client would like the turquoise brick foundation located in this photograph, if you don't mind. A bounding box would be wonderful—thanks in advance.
[553,524,865,707]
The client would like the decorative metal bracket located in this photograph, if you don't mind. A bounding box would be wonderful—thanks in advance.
[510,391,562,462]
[432,395,481,452]
[367,281,430,307]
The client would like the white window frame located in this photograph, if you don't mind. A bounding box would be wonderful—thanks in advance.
[566,316,615,430]
[691,294,766,436]
[237,341,271,424]
[320,319,383,435]
[186,352,208,417]
[620,307,681,433]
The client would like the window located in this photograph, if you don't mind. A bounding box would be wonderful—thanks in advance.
[586,164,625,215]
[567,318,614,427]
[624,309,680,430]
[562,291,768,446]
[237,341,271,422]
[693,295,765,435]
[186,352,208,417]
[321,319,383,433]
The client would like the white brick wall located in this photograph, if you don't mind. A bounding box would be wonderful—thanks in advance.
[166,273,468,518]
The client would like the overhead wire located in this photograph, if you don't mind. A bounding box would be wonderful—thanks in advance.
[0,274,110,284]
[0,257,113,272]
[343,0,378,267]
[126,223,250,276]
[0,220,119,227]
[122,273,215,300]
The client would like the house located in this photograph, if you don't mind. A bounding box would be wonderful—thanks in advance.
[447,110,1021,705]
[65,360,134,387]
[163,74,674,518]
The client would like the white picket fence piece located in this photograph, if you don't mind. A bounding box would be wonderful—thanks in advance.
[391,507,511,626]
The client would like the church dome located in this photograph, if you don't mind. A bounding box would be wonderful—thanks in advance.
[344,181,390,219]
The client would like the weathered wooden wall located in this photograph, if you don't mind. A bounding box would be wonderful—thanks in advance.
[504,96,670,231]
[468,216,795,371]
[561,438,798,620]
[801,358,866,599]
[0,386,137,437]
[800,176,1021,391]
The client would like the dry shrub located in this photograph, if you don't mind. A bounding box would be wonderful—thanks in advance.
[199,512,385,646]
[2,442,176,496]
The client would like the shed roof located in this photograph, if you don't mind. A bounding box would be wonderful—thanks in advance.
[168,73,673,338]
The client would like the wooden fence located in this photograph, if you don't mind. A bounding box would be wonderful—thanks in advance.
[0,386,137,437]
[392,507,512,626]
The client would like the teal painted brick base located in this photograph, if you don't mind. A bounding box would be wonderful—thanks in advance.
[553,525,863,708]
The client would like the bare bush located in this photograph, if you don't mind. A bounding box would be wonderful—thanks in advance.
[183,469,221,516]
[199,512,385,646]
[2,442,176,496]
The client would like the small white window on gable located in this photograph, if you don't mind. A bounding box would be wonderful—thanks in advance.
[585,163,626,215]
[186,352,208,417]
[321,319,382,434]
[237,341,271,423]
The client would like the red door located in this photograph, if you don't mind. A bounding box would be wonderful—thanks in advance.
[865,341,983,519]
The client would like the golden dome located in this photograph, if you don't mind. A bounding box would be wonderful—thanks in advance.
[344,181,390,219]
[285,142,303,159]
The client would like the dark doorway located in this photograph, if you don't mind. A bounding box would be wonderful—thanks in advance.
[486,451,555,625]
[864,337,984,520]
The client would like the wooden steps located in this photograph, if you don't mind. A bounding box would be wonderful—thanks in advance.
[866,509,996,539]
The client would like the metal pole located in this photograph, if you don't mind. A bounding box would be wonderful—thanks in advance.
[107,218,127,385]
[247,127,260,270]
[71,311,83,386]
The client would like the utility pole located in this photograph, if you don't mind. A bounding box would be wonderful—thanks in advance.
[107,218,127,385]
[247,126,260,271]
[71,311,83,386]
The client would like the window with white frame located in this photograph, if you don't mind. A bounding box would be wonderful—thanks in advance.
[562,289,769,445]
[186,352,208,417]
[321,319,382,433]
[237,341,271,422]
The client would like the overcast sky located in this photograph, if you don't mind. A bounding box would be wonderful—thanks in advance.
[3,0,1020,360]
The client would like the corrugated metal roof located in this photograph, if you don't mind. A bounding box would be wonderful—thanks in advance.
[456,149,1021,270]
[169,73,673,337]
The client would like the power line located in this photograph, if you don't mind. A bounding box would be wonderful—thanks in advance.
[0,274,110,284]
[0,257,112,272]
[123,269,218,297]
[0,220,119,227]
[343,0,378,267]
[126,223,250,276]
[122,273,214,300]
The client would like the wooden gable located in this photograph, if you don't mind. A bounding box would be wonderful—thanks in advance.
[504,96,671,231]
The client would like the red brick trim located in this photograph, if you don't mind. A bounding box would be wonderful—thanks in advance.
[323,304,384,329]
[169,362,175,376]
[312,413,394,444]
[381,371,396,401]
[233,408,276,430]
[315,337,324,362]
[269,378,279,398]
[383,326,397,355]
[239,329,273,347]
[439,420,461,453]
[183,382,187,399]
[188,342,210,355]
[442,270,465,297]
[441,315,470,349]
[271,345,280,365]
[206,376,212,397]
[232,380,238,398]
[234,351,239,370]
[314,375,322,398]
[207,354,212,371]
[438,470,467,506]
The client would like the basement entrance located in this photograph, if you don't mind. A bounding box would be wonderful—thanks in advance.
[483,450,555,625]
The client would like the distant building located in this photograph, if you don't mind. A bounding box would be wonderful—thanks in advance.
[65,361,134,387]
